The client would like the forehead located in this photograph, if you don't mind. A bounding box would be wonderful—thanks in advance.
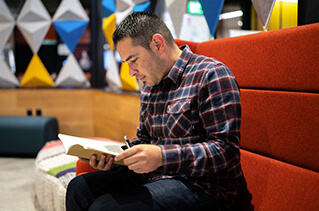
[116,37,147,61]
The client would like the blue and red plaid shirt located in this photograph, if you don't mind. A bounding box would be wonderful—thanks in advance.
[133,45,243,207]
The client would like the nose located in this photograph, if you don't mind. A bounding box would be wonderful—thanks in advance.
[128,64,138,77]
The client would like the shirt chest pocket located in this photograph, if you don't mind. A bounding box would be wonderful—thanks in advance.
[166,99,193,138]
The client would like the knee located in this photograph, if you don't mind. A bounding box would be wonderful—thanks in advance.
[67,175,85,197]
[66,175,92,210]
[88,194,114,211]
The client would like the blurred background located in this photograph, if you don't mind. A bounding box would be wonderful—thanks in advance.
[1,0,318,89]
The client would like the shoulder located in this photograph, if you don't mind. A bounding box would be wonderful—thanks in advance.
[184,53,234,83]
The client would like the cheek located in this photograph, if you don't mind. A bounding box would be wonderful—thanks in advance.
[139,59,153,74]
[141,57,162,80]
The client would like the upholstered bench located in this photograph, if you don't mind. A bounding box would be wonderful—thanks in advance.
[0,116,59,156]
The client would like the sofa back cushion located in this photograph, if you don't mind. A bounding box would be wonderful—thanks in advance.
[241,89,319,172]
[176,23,319,92]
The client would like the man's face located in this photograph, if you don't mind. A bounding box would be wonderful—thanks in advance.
[116,38,166,87]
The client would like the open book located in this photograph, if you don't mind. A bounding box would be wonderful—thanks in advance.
[58,133,125,165]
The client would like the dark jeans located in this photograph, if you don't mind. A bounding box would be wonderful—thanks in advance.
[66,166,224,211]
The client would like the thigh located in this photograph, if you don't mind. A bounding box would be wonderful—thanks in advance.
[144,178,217,211]
[80,166,148,197]
[66,166,148,210]
[89,178,223,211]
[89,178,196,211]
[89,185,154,211]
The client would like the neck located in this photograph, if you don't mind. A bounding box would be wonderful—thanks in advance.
[163,45,182,76]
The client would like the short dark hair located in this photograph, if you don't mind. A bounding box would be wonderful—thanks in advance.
[112,12,175,50]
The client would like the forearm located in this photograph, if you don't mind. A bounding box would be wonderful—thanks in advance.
[159,133,240,177]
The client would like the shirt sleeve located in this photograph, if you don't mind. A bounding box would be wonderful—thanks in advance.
[133,89,152,146]
[160,63,242,177]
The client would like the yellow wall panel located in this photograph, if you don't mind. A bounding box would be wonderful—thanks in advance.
[251,1,297,31]
[268,1,281,30]
[281,2,297,29]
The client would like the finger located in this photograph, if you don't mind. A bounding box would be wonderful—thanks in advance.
[89,154,98,168]
[115,146,137,161]
[127,161,139,172]
[129,164,146,174]
[101,156,114,171]
[78,157,89,163]
[96,154,107,170]
[124,157,139,167]
[125,155,147,172]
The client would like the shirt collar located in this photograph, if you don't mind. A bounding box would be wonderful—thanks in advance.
[166,45,193,84]
[151,45,193,91]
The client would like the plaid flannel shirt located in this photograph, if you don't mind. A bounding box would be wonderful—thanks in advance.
[133,45,243,207]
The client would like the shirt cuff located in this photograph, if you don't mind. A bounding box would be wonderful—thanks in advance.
[159,145,182,175]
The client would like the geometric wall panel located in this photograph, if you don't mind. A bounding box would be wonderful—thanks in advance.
[0,59,19,88]
[53,0,89,22]
[251,0,276,30]
[55,54,90,88]
[120,62,139,91]
[0,0,15,52]
[16,0,51,54]
[133,1,151,13]
[133,0,150,4]
[165,0,188,38]
[106,51,122,90]
[199,0,225,37]
[53,21,89,52]
[116,0,130,12]
[115,0,150,25]
[102,14,116,51]
[116,0,134,25]
[53,0,90,53]
[102,0,116,18]
[20,54,54,87]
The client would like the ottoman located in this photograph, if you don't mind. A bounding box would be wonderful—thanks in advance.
[34,137,122,211]
[35,140,77,211]
[0,116,58,156]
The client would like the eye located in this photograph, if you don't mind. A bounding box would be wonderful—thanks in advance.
[131,58,138,63]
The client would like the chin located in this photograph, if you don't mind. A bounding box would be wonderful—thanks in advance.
[145,82,154,87]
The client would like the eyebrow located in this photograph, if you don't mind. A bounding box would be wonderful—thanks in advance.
[125,55,134,62]
[124,54,136,62]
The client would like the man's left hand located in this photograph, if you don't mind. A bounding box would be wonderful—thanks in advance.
[115,144,163,174]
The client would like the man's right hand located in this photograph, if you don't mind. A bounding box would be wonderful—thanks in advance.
[79,154,115,171]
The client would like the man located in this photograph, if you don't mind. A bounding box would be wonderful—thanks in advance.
[66,12,243,210]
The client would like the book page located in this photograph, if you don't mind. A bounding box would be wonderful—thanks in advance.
[58,134,124,156]
[104,145,124,154]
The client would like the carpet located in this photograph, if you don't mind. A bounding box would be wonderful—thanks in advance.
[0,157,38,211]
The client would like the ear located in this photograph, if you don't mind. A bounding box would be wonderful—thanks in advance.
[150,34,165,54]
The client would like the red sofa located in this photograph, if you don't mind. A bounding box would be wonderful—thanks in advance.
[77,23,319,210]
